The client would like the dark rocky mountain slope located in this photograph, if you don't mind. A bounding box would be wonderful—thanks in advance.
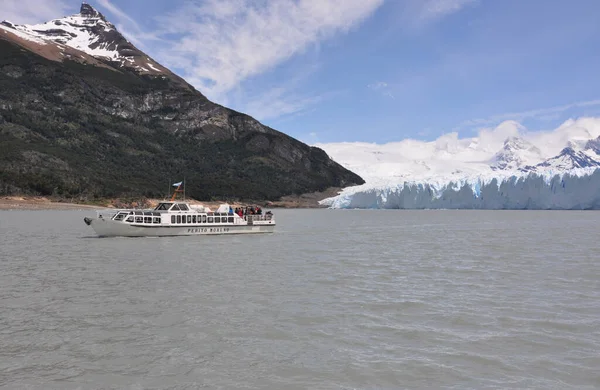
[0,5,363,201]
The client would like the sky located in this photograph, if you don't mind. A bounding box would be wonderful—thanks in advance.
[2,0,600,145]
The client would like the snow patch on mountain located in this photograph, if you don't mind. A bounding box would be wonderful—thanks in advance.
[0,21,47,45]
[317,117,600,209]
[535,147,600,171]
[1,3,164,74]
[490,136,543,170]
[7,9,121,60]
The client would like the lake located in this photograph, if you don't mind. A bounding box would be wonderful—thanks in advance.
[0,209,599,389]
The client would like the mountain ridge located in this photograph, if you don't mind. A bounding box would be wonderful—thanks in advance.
[491,136,542,171]
[1,3,188,86]
[0,4,364,201]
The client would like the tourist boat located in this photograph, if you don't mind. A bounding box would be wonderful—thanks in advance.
[83,183,275,237]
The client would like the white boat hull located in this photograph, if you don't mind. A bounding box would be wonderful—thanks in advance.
[86,218,275,237]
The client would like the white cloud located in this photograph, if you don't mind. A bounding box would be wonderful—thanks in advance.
[298,130,320,145]
[0,0,474,122]
[527,117,600,157]
[417,0,476,22]
[368,81,388,90]
[156,0,385,101]
[95,0,139,30]
[474,120,524,151]
[314,117,600,182]
[93,0,162,50]
[241,86,326,121]
[0,0,69,24]
[459,99,600,129]
[367,81,394,98]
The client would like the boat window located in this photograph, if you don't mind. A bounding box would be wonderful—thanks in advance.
[135,216,143,223]
[155,203,172,210]
[178,204,189,211]
[208,217,213,223]
[144,217,151,223]
[177,215,181,224]
[187,215,191,223]
[171,204,181,211]
[114,214,124,221]
[228,217,234,223]
[153,217,160,224]
[171,216,176,223]
[192,215,197,223]
[201,215,207,223]
[214,217,220,223]
[126,217,134,222]
[182,215,186,224]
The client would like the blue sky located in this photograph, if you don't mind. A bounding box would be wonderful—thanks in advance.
[4,0,600,144]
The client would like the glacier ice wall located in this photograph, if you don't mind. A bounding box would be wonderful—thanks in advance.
[320,168,600,210]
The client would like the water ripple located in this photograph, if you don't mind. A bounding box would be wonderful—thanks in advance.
[1,209,599,389]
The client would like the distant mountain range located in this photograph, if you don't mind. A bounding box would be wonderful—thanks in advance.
[0,3,363,200]
[489,136,540,171]
[532,144,600,171]
[318,119,600,183]
[499,135,600,172]
[316,119,600,209]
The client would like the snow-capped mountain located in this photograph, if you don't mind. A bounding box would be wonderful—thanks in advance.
[491,136,543,171]
[0,3,363,199]
[535,146,600,170]
[584,135,600,155]
[316,118,600,209]
[0,3,170,76]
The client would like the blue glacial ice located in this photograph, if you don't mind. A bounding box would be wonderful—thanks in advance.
[320,168,600,210]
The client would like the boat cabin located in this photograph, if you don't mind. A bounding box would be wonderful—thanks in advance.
[107,202,272,227]
[108,202,239,226]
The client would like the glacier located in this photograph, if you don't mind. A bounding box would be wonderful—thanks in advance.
[317,118,600,210]
[320,168,600,210]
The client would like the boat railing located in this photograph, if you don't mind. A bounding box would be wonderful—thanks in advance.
[96,210,162,221]
[244,214,274,222]
[96,210,119,220]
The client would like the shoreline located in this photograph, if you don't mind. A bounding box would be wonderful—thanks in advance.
[0,197,105,210]
[0,188,341,211]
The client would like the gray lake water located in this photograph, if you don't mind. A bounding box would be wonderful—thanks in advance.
[0,209,599,389]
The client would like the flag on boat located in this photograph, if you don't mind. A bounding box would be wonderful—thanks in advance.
[172,181,183,187]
